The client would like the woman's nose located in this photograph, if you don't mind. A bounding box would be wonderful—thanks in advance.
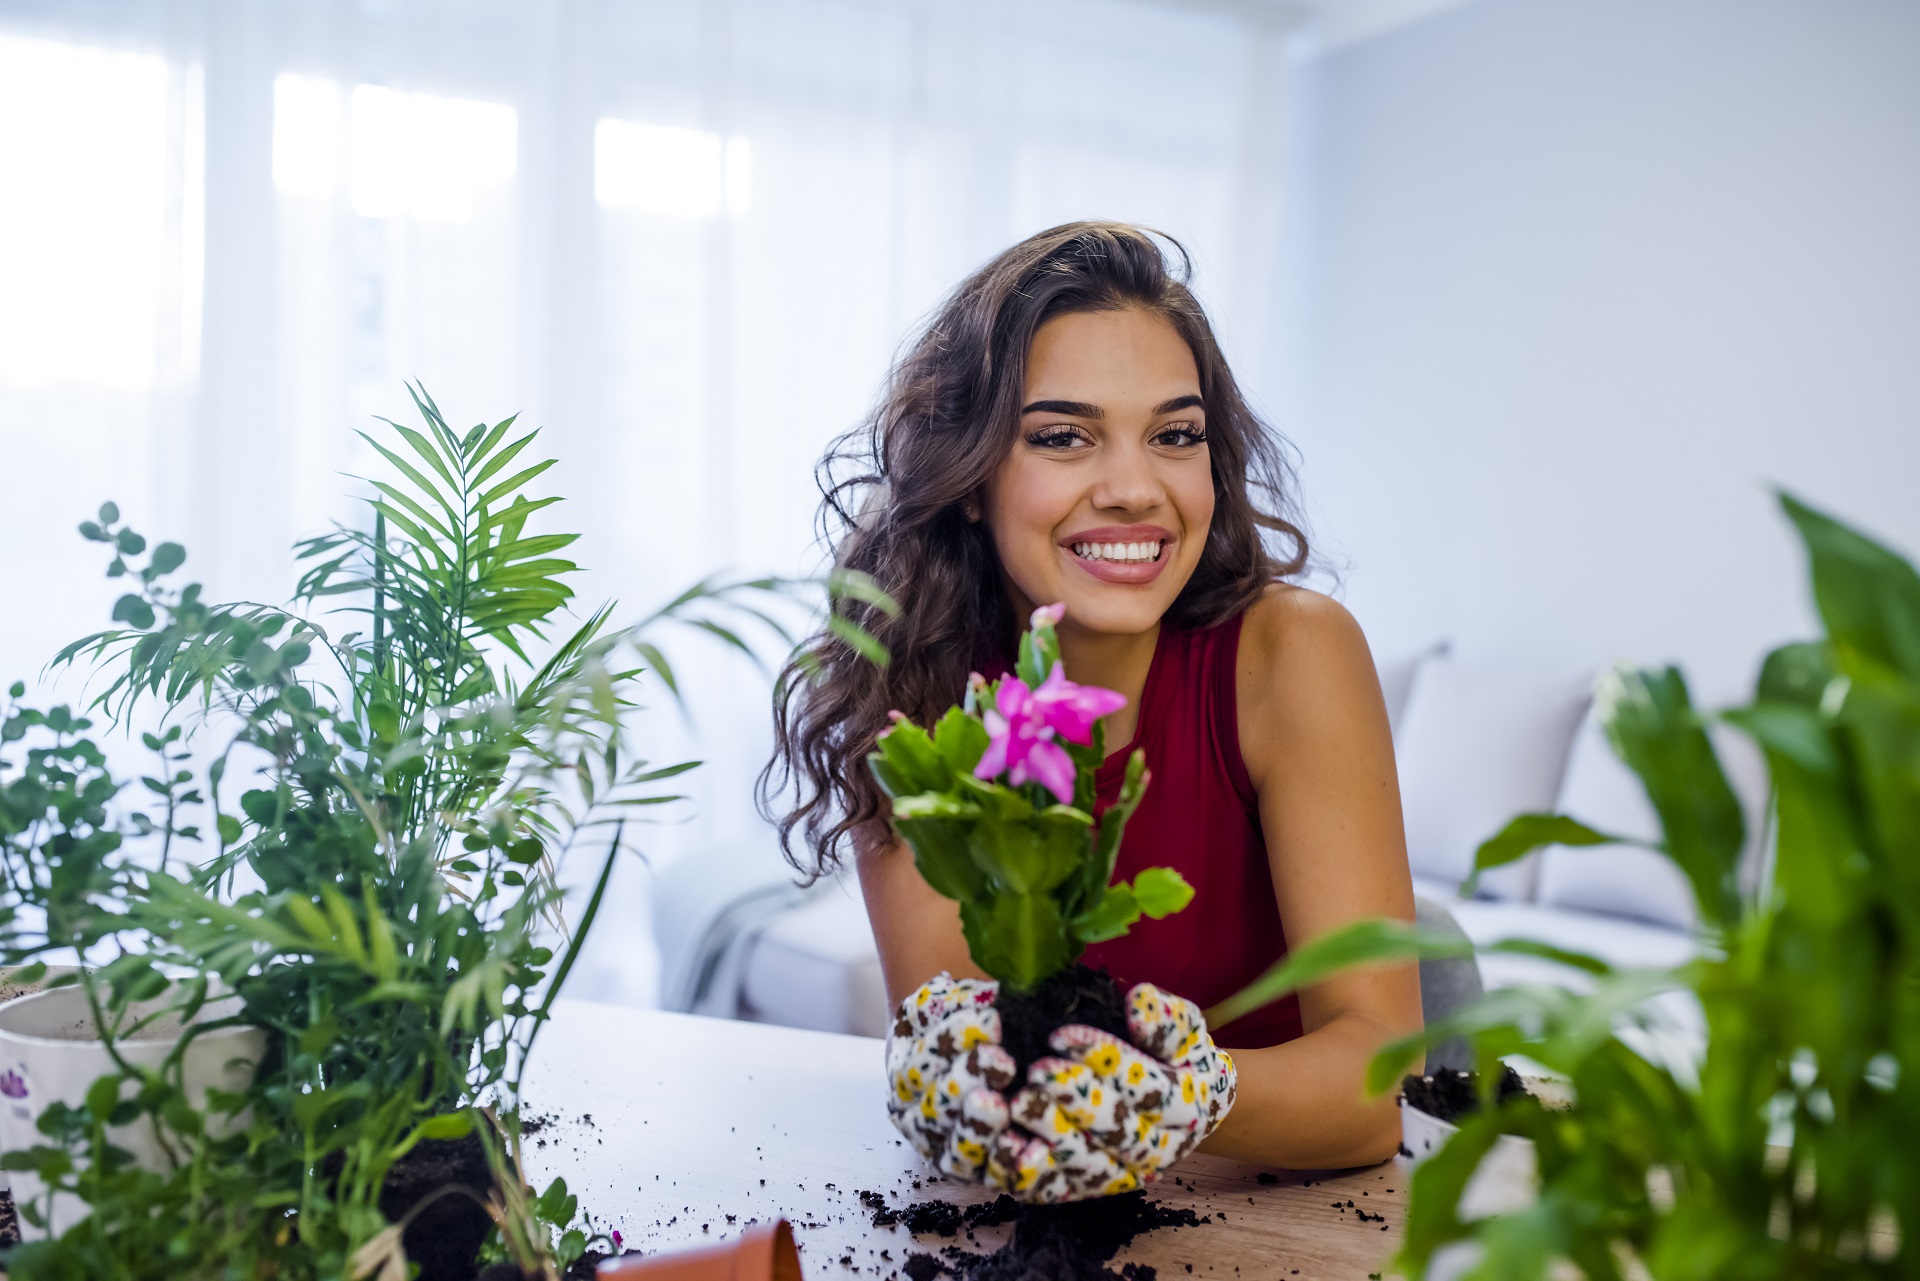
[1088,440,1166,514]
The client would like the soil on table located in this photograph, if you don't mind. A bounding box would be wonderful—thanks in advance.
[1400,1065,1527,1123]
[861,1190,1204,1281]
[379,1131,498,1281]
[993,964,1131,1084]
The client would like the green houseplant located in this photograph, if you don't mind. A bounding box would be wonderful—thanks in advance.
[867,603,1193,998]
[1210,492,1917,1279]
[0,386,785,1280]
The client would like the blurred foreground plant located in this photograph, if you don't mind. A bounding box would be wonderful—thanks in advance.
[1212,493,1918,1279]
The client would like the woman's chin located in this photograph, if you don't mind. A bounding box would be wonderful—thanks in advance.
[1052,584,1184,640]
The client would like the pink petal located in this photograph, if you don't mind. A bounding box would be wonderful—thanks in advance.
[974,730,1009,781]
[1032,666,1127,745]
[1022,740,1078,804]
[994,676,1032,721]
[1030,602,1066,629]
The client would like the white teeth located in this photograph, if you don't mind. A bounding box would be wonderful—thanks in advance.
[1072,540,1164,563]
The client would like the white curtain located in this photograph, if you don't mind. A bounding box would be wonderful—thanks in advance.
[0,0,1298,1002]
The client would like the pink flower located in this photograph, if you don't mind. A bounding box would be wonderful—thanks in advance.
[974,666,1126,804]
[1031,602,1066,629]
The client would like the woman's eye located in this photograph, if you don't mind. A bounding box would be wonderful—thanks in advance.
[1155,422,1208,447]
[1025,426,1087,450]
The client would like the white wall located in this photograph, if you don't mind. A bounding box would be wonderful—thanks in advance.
[1277,0,1920,699]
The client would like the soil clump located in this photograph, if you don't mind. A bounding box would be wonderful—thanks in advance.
[1400,1065,1527,1123]
[994,964,1130,1084]
[863,1191,1206,1281]
[378,1131,498,1281]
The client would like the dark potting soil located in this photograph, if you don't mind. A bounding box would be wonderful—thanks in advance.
[1400,1065,1528,1123]
[379,1132,498,1281]
[863,1192,1206,1281]
[0,1186,18,1247]
[994,964,1131,1084]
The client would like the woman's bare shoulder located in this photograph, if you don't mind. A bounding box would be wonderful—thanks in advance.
[1239,584,1374,681]
[1236,585,1388,780]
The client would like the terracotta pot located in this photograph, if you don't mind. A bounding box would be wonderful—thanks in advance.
[597,1219,802,1281]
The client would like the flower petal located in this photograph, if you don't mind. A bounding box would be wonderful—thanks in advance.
[1026,740,1078,804]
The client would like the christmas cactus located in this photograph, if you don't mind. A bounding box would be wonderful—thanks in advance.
[867,604,1193,991]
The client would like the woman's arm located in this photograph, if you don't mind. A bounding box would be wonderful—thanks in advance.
[858,834,984,1010]
[1202,586,1422,1169]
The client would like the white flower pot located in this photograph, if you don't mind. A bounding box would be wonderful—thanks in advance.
[1398,1095,1538,1220]
[0,966,82,1243]
[0,982,266,1238]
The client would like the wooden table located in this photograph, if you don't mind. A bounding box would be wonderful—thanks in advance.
[523,1003,1405,1281]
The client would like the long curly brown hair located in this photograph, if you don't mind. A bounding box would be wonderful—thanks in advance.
[760,221,1310,879]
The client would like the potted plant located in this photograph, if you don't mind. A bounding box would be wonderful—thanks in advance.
[1208,492,1918,1278]
[0,387,798,1280]
[867,605,1202,1175]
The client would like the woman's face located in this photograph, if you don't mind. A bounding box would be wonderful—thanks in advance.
[981,306,1215,639]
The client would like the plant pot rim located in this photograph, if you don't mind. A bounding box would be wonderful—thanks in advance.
[0,984,256,1049]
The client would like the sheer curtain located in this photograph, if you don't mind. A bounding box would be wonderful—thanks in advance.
[0,0,1300,1001]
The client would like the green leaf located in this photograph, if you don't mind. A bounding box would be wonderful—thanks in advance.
[962,893,1072,991]
[115,528,146,555]
[828,614,890,667]
[86,1075,121,1122]
[111,594,156,631]
[1466,812,1626,895]
[1070,884,1142,944]
[1780,490,1920,682]
[412,1111,474,1141]
[825,568,902,618]
[98,501,119,524]
[216,814,242,845]
[1205,917,1471,1030]
[1131,866,1194,918]
[148,541,186,575]
[1598,665,1746,927]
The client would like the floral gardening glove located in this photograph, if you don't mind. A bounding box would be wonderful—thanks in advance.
[986,982,1237,1204]
[885,972,1018,1182]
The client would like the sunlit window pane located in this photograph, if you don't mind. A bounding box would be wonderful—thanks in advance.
[351,85,517,223]
[272,73,345,198]
[0,36,172,390]
[273,76,516,224]
[595,119,751,219]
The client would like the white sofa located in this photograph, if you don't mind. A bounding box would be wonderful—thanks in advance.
[654,644,1772,1041]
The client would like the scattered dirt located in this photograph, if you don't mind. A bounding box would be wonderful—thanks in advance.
[380,1132,497,1281]
[994,965,1131,1083]
[861,1192,1206,1281]
[1400,1065,1527,1123]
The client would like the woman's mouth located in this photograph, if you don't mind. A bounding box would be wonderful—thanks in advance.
[1060,529,1173,585]
[1070,539,1165,565]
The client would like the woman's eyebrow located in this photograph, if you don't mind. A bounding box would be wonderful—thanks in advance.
[1021,398,1103,418]
[1152,394,1204,414]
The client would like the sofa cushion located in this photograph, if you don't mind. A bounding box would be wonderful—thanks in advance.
[739,882,890,1039]
[1394,656,1592,900]
[1375,640,1449,741]
[1442,895,1698,986]
[1536,702,1773,930]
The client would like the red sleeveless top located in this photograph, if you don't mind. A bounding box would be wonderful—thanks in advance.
[993,613,1303,1049]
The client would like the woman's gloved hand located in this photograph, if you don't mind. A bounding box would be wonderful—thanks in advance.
[985,982,1238,1204]
[885,972,1018,1181]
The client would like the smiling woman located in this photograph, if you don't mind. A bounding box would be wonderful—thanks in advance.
[764,222,1425,1181]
